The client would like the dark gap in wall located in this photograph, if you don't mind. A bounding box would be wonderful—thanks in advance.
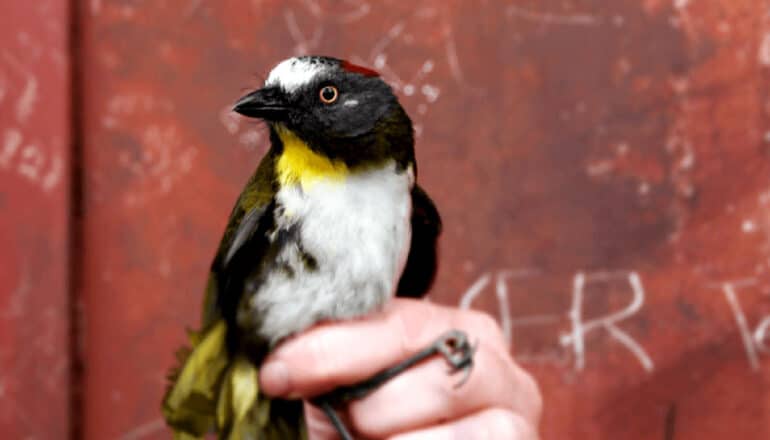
[67,0,85,438]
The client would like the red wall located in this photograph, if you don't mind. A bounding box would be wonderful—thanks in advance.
[4,0,770,438]
[0,1,72,438]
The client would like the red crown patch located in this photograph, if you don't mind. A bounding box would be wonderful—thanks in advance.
[341,60,380,77]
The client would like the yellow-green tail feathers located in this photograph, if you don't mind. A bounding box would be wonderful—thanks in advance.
[162,320,306,439]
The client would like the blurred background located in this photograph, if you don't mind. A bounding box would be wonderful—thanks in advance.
[2,0,770,438]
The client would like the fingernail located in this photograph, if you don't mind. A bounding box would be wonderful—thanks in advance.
[260,361,290,396]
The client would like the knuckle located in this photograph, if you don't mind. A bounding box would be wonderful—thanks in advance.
[461,309,505,343]
[347,403,377,437]
[393,300,438,353]
[347,396,397,439]
[509,362,543,424]
[482,410,535,440]
[523,372,544,424]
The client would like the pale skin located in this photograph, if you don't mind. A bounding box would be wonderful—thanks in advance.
[260,298,543,439]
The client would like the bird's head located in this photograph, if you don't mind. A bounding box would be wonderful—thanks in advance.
[233,56,414,169]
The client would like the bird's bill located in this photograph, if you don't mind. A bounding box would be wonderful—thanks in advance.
[233,87,288,120]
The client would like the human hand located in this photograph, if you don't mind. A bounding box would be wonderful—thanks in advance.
[259,298,542,439]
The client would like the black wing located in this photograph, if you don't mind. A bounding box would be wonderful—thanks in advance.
[201,152,277,329]
[396,184,442,298]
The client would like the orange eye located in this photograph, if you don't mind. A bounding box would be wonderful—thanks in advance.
[319,85,338,104]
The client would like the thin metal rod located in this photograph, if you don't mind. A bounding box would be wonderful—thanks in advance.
[318,400,354,440]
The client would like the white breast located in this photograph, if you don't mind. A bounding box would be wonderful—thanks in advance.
[251,161,413,343]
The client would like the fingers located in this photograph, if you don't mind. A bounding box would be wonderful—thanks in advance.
[388,408,539,440]
[259,298,542,439]
[260,298,507,398]
[345,341,540,438]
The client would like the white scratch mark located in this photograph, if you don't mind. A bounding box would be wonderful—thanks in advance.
[444,33,465,84]
[743,219,758,233]
[16,75,38,122]
[754,316,770,354]
[420,84,440,102]
[0,129,22,168]
[331,0,371,23]
[564,273,586,370]
[17,144,44,181]
[494,271,516,344]
[368,21,405,62]
[2,50,38,122]
[284,8,323,55]
[759,189,770,205]
[0,73,7,104]
[42,153,64,192]
[759,32,770,67]
[721,281,761,370]
[586,159,614,177]
[506,5,602,27]
[373,53,386,69]
[460,269,540,346]
[459,272,492,310]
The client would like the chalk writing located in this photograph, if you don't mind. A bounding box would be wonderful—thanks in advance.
[561,271,654,372]
[709,280,770,371]
[459,268,770,376]
[1,43,66,194]
[460,269,543,344]
[754,316,770,354]
[460,269,653,373]
[0,129,64,193]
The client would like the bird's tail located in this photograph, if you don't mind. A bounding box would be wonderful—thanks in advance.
[161,320,306,439]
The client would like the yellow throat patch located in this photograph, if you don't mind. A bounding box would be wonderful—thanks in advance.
[275,127,348,188]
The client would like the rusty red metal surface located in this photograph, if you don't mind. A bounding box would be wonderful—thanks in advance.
[0,1,72,438]
[1,0,767,438]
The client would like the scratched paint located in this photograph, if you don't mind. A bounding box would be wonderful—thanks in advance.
[0,1,71,439]
[71,0,770,439]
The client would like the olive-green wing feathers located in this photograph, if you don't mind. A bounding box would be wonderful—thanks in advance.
[162,151,306,439]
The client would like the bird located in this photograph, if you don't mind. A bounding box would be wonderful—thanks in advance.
[161,55,473,440]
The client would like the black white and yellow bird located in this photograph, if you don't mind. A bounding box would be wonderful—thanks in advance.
[162,55,474,440]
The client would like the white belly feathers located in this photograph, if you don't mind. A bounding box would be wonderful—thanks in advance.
[251,161,413,343]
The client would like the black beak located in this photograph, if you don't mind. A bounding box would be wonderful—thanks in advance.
[232,87,289,120]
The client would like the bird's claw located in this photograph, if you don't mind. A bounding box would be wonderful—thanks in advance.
[433,329,477,387]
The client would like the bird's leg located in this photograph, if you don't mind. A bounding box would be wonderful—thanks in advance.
[310,329,476,440]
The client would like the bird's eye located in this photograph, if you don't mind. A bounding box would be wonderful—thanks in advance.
[319,85,339,104]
